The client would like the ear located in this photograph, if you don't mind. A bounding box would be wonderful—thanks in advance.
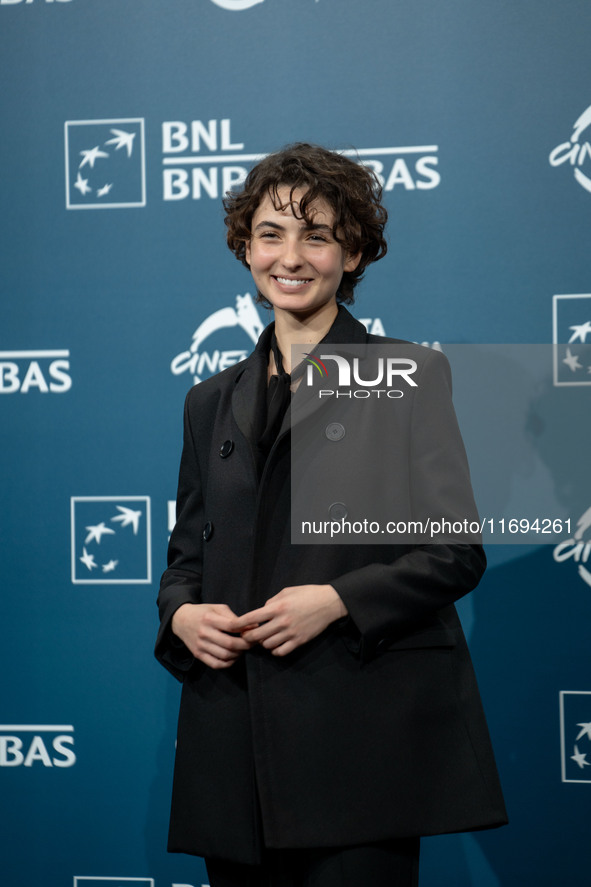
[244,239,251,266]
[344,251,362,273]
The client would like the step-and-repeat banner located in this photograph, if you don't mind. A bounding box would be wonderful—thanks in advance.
[2,2,590,886]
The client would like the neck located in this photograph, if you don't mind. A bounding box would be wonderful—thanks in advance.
[273,302,339,374]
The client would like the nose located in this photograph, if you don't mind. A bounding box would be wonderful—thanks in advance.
[280,235,304,271]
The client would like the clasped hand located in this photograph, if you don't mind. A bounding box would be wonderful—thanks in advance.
[171,584,347,670]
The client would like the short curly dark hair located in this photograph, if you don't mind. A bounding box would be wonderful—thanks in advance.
[223,143,388,304]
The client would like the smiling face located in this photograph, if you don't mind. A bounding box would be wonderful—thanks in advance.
[244,187,360,322]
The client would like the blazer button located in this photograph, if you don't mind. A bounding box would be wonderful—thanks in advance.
[219,440,234,458]
[202,521,214,541]
[325,422,345,441]
[329,502,348,520]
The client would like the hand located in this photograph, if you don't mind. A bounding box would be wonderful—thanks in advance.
[171,603,253,670]
[234,584,348,657]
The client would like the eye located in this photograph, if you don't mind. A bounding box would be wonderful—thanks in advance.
[307,233,328,243]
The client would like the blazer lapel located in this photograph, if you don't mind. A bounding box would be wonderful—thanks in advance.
[231,323,273,472]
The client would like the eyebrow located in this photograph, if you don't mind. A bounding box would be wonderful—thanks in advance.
[253,220,333,233]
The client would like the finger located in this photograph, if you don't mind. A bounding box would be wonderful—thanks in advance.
[270,639,297,657]
[189,627,244,653]
[238,623,259,634]
[209,613,246,634]
[200,639,243,662]
[234,607,273,630]
[226,633,253,650]
[210,632,252,654]
[199,651,239,669]
[203,612,258,642]
[241,622,284,645]
[259,629,294,650]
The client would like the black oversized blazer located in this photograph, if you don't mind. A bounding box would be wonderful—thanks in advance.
[155,306,507,864]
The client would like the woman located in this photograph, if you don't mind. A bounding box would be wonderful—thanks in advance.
[155,143,507,887]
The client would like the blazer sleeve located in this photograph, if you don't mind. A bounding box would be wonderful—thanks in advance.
[154,390,204,680]
[330,347,486,659]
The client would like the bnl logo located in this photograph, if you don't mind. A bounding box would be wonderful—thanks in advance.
[65,119,146,209]
[553,294,591,386]
[560,691,591,783]
[71,496,152,584]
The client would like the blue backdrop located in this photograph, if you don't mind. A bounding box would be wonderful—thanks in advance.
[2,2,591,886]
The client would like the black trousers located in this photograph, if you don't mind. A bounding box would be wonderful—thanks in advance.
[205,838,420,887]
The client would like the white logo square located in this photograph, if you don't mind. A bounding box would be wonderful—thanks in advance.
[559,690,591,783]
[65,118,146,209]
[70,496,152,585]
[552,294,591,386]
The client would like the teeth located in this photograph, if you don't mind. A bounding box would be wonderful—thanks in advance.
[275,277,311,286]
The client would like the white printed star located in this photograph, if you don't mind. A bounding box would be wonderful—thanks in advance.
[97,183,113,197]
[571,744,591,769]
[79,547,98,571]
[84,522,116,545]
[79,145,109,169]
[105,128,135,157]
[102,560,119,573]
[568,321,591,344]
[576,722,591,741]
[74,172,92,195]
[563,347,583,372]
[111,506,142,535]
